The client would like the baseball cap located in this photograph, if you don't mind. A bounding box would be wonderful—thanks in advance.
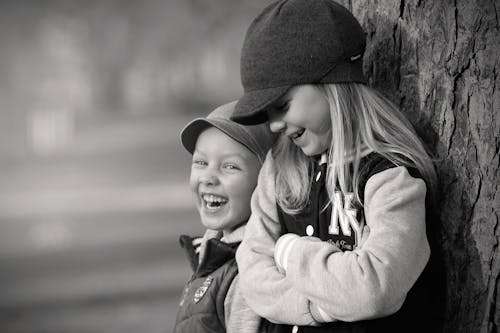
[180,101,276,162]
[231,0,367,125]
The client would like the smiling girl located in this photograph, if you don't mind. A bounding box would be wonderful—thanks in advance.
[230,0,440,332]
[173,101,275,333]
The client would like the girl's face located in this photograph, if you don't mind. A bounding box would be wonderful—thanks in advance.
[267,85,332,156]
[190,127,260,232]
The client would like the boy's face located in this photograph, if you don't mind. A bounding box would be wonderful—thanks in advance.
[267,84,332,156]
[189,127,260,232]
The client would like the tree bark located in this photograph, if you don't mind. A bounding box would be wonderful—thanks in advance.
[341,0,499,332]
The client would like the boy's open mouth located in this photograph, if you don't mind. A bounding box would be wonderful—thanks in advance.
[202,193,228,210]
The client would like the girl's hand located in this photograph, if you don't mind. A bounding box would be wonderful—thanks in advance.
[274,233,300,273]
[275,227,372,273]
[358,225,371,249]
[275,234,335,271]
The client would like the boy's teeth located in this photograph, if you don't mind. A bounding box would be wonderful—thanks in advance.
[202,194,227,203]
[202,194,227,204]
[202,194,227,210]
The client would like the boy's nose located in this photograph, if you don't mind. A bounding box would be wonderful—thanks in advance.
[269,119,286,133]
[200,172,219,186]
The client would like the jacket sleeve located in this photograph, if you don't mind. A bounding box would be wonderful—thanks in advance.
[235,153,318,326]
[279,166,430,322]
[225,275,264,333]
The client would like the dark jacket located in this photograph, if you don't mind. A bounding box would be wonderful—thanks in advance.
[173,235,239,333]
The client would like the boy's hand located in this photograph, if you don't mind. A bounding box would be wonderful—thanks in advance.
[192,237,203,254]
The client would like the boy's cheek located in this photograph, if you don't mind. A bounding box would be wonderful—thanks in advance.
[188,174,199,195]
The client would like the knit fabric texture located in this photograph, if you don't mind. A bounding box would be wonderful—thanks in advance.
[232,0,367,125]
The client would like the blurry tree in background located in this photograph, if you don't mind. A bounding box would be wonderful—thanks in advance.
[0,0,270,157]
[0,1,270,333]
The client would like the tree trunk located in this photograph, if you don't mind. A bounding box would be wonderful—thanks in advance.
[342,0,499,332]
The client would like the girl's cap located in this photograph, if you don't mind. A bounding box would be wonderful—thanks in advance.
[231,0,367,125]
[180,101,277,162]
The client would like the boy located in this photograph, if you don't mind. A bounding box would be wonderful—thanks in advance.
[173,101,275,333]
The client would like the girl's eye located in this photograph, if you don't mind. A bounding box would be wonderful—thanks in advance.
[276,100,290,112]
[268,100,290,121]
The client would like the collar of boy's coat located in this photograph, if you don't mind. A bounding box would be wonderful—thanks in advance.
[197,223,245,263]
[179,232,241,278]
[194,238,239,278]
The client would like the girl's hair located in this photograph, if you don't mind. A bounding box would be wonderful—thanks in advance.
[273,83,437,215]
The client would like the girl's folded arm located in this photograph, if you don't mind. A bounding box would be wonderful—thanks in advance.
[236,153,319,326]
[280,166,430,322]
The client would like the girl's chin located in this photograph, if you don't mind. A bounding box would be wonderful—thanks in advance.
[300,146,319,156]
[299,142,329,156]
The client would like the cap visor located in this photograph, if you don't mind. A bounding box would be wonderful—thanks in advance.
[180,119,211,154]
[181,117,261,157]
[231,85,291,125]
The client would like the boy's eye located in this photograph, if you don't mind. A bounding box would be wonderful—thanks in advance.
[223,163,240,171]
[193,159,207,166]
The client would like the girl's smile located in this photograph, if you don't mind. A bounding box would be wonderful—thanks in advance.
[289,128,305,140]
[268,85,332,156]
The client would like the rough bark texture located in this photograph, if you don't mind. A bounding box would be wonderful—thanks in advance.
[338,0,499,332]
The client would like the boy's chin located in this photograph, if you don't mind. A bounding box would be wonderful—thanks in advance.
[199,216,244,233]
[199,215,227,231]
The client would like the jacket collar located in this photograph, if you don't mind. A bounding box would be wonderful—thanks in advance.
[179,224,245,278]
[194,237,239,278]
[316,146,373,166]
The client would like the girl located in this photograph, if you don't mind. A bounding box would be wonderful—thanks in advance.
[230,0,439,332]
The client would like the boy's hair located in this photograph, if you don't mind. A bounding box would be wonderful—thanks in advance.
[180,101,276,164]
[273,83,437,214]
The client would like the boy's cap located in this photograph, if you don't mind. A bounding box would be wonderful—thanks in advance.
[231,0,367,125]
[180,101,276,161]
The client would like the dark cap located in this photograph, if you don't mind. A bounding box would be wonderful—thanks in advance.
[180,101,276,162]
[231,0,366,125]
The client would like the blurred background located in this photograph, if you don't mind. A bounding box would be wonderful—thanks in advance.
[0,1,270,332]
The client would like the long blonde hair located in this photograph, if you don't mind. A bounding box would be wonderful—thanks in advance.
[273,83,437,215]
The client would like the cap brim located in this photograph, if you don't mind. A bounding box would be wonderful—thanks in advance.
[231,85,291,125]
[180,119,212,154]
[180,117,267,157]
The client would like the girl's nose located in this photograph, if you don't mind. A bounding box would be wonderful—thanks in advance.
[269,119,286,133]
